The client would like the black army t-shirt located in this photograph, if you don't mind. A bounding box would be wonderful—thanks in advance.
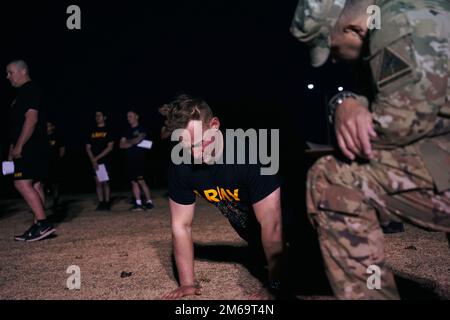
[169,160,280,242]
[10,81,46,151]
[123,125,147,159]
[87,126,114,157]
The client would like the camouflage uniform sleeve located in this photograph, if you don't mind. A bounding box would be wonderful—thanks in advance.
[367,3,450,148]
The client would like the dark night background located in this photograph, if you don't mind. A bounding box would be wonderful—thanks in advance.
[0,0,357,198]
[1,2,447,301]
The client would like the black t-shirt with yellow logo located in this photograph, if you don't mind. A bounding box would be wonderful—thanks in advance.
[87,126,114,157]
[169,161,280,242]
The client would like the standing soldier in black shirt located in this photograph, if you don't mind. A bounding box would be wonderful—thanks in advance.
[162,96,284,300]
[86,110,114,211]
[6,60,55,242]
[120,110,154,211]
[46,121,66,209]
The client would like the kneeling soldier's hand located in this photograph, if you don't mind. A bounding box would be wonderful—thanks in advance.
[335,99,377,161]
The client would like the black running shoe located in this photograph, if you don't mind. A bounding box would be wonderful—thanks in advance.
[382,222,405,234]
[14,224,38,242]
[104,201,111,211]
[131,204,144,212]
[14,221,55,242]
[25,220,56,242]
[144,201,154,211]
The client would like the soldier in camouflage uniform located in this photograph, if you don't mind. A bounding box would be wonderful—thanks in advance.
[291,0,450,299]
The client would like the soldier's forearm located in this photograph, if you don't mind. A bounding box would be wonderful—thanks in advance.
[95,146,113,161]
[172,227,196,287]
[16,120,36,149]
[329,91,370,125]
[261,228,283,284]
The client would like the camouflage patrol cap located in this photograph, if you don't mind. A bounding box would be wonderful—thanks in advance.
[291,0,346,67]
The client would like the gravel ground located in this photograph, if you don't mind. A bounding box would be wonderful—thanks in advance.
[384,224,450,299]
[0,191,448,300]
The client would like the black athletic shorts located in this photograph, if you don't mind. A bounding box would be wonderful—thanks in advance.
[13,144,48,181]
[127,154,146,182]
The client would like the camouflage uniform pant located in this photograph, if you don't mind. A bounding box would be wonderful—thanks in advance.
[307,148,450,300]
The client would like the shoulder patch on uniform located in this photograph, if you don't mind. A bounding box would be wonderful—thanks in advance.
[377,47,413,90]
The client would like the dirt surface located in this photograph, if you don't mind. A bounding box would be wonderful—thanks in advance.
[384,224,450,299]
[0,191,448,300]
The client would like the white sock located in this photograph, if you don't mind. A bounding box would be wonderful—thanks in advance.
[147,199,153,204]
[136,199,142,206]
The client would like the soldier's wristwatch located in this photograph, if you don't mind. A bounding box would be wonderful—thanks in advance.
[328,91,358,124]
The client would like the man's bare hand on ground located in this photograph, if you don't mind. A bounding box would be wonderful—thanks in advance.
[335,98,377,161]
[162,285,202,300]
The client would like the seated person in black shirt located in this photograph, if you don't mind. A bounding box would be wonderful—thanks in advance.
[7,60,55,242]
[119,110,154,211]
[86,110,114,211]
[162,95,284,300]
